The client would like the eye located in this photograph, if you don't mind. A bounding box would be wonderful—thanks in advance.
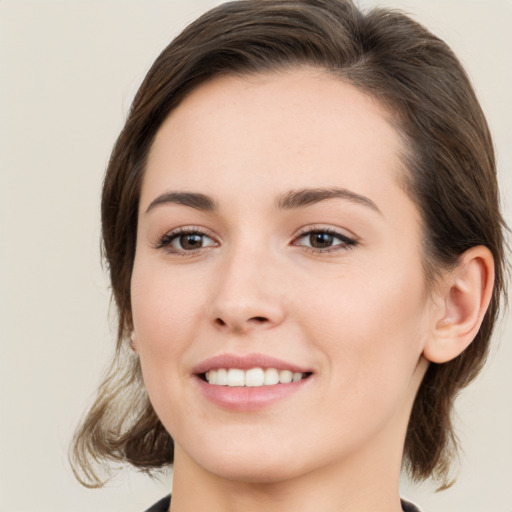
[293,229,357,252]
[156,228,217,254]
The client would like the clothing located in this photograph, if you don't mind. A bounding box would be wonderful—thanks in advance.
[145,494,422,511]
[145,495,171,512]
[401,498,422,512]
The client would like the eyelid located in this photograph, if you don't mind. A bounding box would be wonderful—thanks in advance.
[291,225,358,252]
[152,224,358,255]
[154,225,219,254]
[294,224,357,239]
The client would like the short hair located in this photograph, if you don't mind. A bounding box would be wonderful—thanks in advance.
[71,0,508,489]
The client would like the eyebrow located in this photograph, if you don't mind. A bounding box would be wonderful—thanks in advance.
[145,187,381,215]
[275,187,382,214]
[146,191,216,213]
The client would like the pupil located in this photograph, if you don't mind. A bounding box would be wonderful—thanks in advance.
[181,234,202,250]
[310,232,333,248]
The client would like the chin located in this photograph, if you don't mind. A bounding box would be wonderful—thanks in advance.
[180,438,315,484]
[205,457,307,484]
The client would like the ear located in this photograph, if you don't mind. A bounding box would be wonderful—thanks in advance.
[423,246,495,364]
[130,331,138,353]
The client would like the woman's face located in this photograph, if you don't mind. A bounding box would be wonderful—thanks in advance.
[131,68,435,483]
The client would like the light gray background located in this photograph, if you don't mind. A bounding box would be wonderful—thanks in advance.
[1,1,510,511]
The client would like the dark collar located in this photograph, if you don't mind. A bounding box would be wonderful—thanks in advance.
[145,494,421,511]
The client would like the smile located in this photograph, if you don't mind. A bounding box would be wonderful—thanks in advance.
[204,367,309,387]
[194,353,313,410]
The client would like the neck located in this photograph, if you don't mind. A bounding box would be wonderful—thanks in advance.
[170,431,405,512]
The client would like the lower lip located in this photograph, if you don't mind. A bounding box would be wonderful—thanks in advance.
[195,376,310,411]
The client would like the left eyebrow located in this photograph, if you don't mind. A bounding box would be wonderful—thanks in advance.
[275,187,382,215]
[145,191,217,213]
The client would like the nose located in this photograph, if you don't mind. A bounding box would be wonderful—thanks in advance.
[208,244,286,334]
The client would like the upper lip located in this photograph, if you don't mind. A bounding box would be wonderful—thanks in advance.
[192,353,312,375]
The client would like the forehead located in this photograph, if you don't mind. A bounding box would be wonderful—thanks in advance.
[142,68,410,216]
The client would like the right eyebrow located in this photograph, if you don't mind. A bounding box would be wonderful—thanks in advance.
[145,191,217,213]
[275,187,382,215]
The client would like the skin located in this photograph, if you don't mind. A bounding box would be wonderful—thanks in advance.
[130,68,491,512]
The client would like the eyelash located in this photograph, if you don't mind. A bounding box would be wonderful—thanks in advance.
[292,227,358,254]
[154,226,358,256]
[154,227,218,256]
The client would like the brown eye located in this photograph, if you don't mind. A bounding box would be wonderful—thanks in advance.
[293,229,357,252]
[157,230,217,253]
[309,232,335,248]
[178,234,205,250]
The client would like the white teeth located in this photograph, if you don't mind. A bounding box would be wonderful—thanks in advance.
[279,370,293,383]
[204,367,307,386]
[264,368,279,385]
[227,368,245,387]
[216,368,228,385]
[245,368,265,387]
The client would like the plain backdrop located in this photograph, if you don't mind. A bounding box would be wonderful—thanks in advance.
[1,1,511,511]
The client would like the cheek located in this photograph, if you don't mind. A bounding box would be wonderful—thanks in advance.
[302,260,429,398]
[130,260,207,363]
[130,261,207,427]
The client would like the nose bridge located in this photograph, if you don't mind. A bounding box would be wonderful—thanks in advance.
[209,235,285,331]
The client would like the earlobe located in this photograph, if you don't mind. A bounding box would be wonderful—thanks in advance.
[423,246,495,364]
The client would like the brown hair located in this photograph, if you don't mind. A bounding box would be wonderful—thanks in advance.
[71,0,508,488]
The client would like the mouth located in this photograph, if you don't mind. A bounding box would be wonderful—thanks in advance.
[200,367,313,387]
[192,353,313,410]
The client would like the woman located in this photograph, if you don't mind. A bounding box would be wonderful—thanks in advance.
[71,1,507,511]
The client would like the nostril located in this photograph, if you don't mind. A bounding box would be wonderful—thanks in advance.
[250,316,268,323]
[213,315,270,329]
